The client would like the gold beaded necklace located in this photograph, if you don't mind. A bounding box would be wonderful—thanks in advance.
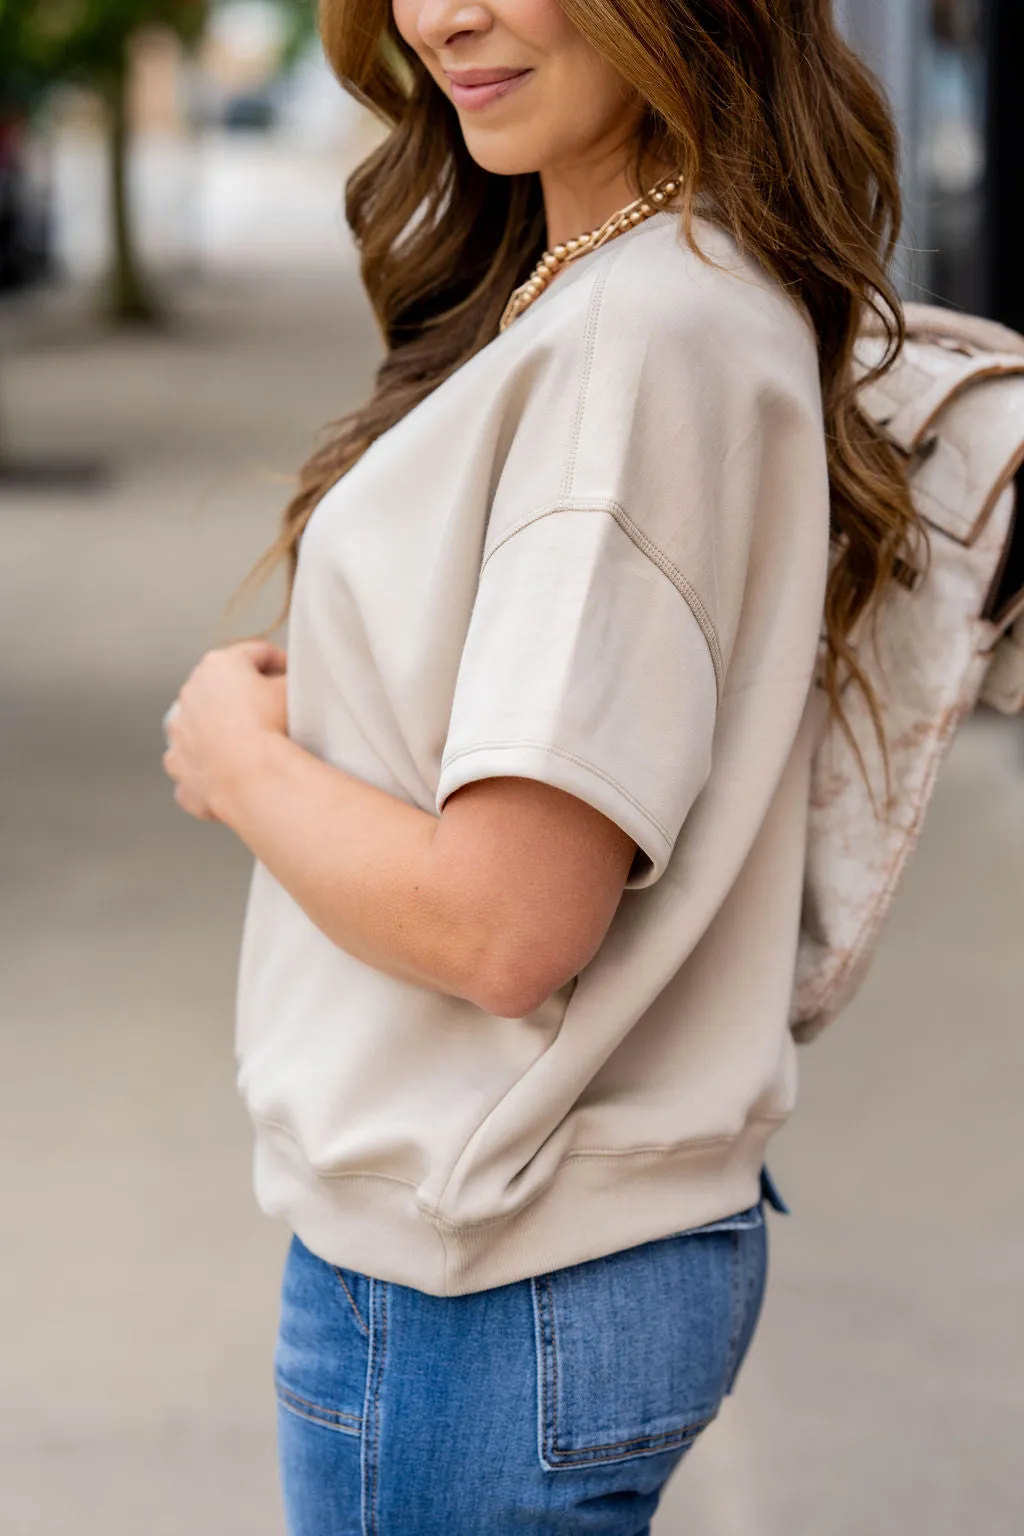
[498,169,686,334]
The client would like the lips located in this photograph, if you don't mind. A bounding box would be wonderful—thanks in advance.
[446,69,533,112]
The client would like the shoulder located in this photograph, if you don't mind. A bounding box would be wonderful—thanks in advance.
[504,215,816,364]
[497,215,823,450]
[576,215,822,414]
[609,216,814,342]
[482,214,828,548]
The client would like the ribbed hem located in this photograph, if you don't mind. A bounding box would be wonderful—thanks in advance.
[251,1116,785,1297]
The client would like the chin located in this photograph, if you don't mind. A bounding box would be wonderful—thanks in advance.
[458,131,548,181]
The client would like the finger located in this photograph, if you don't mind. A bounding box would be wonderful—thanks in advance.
[174,783,209,819]
[233,639,288,676]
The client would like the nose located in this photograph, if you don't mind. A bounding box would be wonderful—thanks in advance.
[414,1,494,51]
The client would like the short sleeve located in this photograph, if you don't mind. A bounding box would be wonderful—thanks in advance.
[434,224,822,890]
[434,506,718,890]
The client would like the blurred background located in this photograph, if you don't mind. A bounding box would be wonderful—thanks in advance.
[1,1,1021,1533]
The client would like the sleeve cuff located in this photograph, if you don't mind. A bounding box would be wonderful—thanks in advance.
[435,740,673,891]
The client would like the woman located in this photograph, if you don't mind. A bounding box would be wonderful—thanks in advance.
[162,2,916,1531]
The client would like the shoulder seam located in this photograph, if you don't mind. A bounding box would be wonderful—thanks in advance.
[479,498,724,701]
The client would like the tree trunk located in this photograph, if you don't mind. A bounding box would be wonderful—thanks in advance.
[105,45,159,324]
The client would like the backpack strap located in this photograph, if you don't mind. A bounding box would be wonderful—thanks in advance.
[903,303,1024,357]
[854,334,1024,546]
[885,354,1024,453]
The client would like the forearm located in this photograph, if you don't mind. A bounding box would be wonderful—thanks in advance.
[212,733,490,1001]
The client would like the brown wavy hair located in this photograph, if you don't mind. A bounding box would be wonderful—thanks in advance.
[241,0,922,789]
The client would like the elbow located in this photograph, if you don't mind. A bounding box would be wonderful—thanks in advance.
[465,943,576,1020]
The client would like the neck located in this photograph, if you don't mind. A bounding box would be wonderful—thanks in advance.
[539,149,679,249]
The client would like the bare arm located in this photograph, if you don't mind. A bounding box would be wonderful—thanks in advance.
[214,736,635,1017]
[165,643,637,1018]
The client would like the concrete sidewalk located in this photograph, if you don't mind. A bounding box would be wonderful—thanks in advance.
[1,266,1022,1536]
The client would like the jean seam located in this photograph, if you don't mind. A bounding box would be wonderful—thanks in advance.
[723,1230,746,1390]
[727,1222,766,1395]
[534,1275,557,1466]
[331,1266,370,1337]
[361,1278,388,1536]
[277,1393,362,1438]
[275,1379,362,1434]
[542,1426,710,1467]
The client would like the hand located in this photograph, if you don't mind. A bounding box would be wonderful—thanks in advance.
[162,640,288,821]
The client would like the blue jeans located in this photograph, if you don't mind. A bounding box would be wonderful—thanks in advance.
[274,1168,789,1536]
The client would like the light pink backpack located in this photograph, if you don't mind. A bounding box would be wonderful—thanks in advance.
[791,303,1024,1042]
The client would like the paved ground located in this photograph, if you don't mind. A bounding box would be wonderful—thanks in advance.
[2,187,1022,1534]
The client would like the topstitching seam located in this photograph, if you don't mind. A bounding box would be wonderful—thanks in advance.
[276,1395,362,1436]
[361,1278,388,1536]
[275,1380,362,1428]
[724,1229,744,1389]
[330,1266,369,1337]
[422,1122,787,1236]
[560,257,615,500]
[439,737,674,848]
[251,1116,788,1230]
[478,498,724,701]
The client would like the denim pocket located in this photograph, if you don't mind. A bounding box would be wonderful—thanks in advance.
[274,1234,370,1437]
[531,1220,762,1471]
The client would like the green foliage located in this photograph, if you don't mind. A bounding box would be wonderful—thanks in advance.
[1,0,323,106]
[23,0,206,96]
[272,0,317,73]
[0,0,206,113]
[0,0,320,322]
[0,0,61,107]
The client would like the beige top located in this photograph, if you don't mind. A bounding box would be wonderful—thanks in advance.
[235,211,831,1296]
